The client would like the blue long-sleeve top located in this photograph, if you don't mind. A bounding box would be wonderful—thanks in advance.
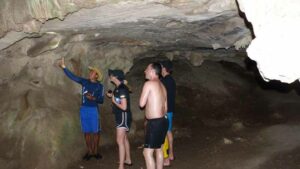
[63,68,104,107]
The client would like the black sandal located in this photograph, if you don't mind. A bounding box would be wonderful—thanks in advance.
[82,153,92,161]
[94,153,103,160]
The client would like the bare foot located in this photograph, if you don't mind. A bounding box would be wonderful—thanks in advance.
[124,159,132,166]
[169,154,175,161]
[163,158,171,166]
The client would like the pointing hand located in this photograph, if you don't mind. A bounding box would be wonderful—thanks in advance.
[59,57,66,69]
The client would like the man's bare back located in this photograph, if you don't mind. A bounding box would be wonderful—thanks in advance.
[143,80,167,119]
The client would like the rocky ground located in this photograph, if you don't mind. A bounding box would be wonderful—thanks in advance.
[67,100,300,169]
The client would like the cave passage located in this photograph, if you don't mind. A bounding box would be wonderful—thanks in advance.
[65,55,300,169]
[0,1,300,169]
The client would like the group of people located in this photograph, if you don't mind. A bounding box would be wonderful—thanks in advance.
[58,58,176,169]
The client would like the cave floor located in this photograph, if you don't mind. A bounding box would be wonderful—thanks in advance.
[66,59,300,169]
[67,108,300,169]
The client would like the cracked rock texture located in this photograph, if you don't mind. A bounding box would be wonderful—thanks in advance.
[0,0,260,169]
[0,0,251,50]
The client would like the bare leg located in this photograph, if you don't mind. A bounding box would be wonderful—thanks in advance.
[124,133,132,164]
[91,134,95,154]
[117,128,126,169]
[92,133,100,155]
[143,148,155,169]
[155,146,164,169]
[167,131,174,160]
[84,133,92,154]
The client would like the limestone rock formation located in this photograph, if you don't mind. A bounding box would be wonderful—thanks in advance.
[0,0,254,169]
[0,0,251,50]
[237,0,300,83]
[0,0,104,37]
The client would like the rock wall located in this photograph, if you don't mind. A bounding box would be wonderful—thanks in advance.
[0,0,254,169]
[0,34,149,169]
[237,0,300,83]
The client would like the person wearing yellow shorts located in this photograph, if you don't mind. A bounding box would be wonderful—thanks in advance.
[160,60,176,166]
[163,137,170,166]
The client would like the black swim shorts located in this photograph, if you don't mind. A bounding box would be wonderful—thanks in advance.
[144,116,169,149]
[115,111,131,131]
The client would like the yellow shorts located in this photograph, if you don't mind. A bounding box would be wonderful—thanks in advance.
[163,137,169,158]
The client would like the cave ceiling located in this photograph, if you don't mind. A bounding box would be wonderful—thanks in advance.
[0,0,251,51]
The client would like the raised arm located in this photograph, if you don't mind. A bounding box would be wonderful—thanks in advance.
[59,57,84,84]
[139,81,150,108]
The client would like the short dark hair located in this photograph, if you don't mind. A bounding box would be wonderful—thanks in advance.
[108,69,125,81]
[160,60,173,73]
[151,62,162,76]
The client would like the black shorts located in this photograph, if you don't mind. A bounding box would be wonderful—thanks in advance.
[115,112,131,131]
[144,116,169,149]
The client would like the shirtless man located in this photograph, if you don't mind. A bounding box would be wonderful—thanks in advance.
[139,62,169,169]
